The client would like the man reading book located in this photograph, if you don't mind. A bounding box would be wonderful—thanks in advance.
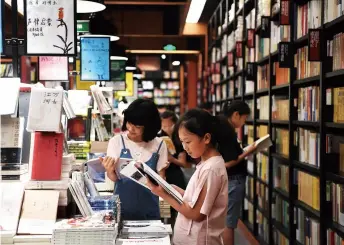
[220,100,257,245]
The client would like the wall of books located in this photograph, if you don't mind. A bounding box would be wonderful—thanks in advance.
[206,0,344,244]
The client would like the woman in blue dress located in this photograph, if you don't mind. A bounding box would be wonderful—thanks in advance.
[102,99,168,220]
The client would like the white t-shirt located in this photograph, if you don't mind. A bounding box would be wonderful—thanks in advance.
[107,133,169,172]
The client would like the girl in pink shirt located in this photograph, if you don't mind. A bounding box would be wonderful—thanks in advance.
[148,109,233,245]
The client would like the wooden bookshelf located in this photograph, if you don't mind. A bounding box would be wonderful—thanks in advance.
[205,0,344,244]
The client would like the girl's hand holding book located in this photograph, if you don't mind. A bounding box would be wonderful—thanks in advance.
[146,177,166,197]
[100,156,119,182]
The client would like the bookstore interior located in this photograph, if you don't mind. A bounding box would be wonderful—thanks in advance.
[1,0,344,244]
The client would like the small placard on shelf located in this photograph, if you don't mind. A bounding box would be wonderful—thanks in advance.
[247,29,255,48]
[280,0,290,25]
[278,42,293,68]
[261,16,270,38]
[246,63,256,80]
[236,42,243,58]
[308,29,322,61]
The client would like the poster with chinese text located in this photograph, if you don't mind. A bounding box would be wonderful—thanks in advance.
[80,37,110,81]
[24,0,77,55]
[38,56,68,81]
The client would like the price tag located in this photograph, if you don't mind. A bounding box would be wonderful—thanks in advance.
[308,29,321,61]
[236,42,243,58]
[247,29,255,48]
[280,0,290,25]
[278,42,293,68]
[228,52,234,66]
[260,16,270,38]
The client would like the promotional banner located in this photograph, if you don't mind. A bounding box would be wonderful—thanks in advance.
[24,0,77,55]
[80,37,110,81]
[38,56,68,81]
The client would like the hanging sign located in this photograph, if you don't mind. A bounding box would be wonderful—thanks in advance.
[24,0,77,56]
[38,56,68,81]
[308,29,321,61]
[260,16,270,38]
[80,37,110,81]
[77,20,89,33]
[247,29,255,48]
[278,42,293,68]
[280,0,290,25]
[246,63,256,80]
[111,60,126,81]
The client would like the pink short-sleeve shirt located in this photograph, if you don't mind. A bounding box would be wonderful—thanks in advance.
[173,155,229,245]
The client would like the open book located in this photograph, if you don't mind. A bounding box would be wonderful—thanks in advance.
[120,161,183,204]
[243,134,273,154]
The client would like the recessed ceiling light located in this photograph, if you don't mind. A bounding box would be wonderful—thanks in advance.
[78,34,120,42]
[77,0,106,14]
[172,61,180,66]
[110,56,128,61]
[126,66,136,71]
[161,54,166,59]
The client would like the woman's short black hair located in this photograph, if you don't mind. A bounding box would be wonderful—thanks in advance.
[199,102,212,110]
[222,100,251,117]
[160,110,178,123]
[122,99,161,142]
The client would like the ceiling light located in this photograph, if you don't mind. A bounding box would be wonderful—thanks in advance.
[77,34,119,42]
[68,57,74,63]
[77,0,106,13]
[111,56,128,61]
[186,0,207,23]
[161,54,166,59]
[126,66,136,71]
[172,61,180,66]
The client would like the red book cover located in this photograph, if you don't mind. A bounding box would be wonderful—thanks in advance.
[30,132,63,180]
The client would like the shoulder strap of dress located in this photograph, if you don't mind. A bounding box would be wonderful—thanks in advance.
[120,135,127,149]
[156,140,164,153]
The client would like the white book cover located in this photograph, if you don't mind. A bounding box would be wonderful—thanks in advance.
[116,236,170,245]
[17,190,59,235]
[243,134,273,154]
[0,183,25,236]
[1,116,25,148]
[0,77,20,116]
[27,87,63,132]
[120,161,183,204]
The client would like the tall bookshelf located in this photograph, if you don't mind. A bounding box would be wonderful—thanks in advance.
[206,0,344,244]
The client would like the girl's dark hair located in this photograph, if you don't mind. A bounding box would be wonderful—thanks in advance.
[175,108,235,156]
[122,99,161,142]
[222,100,251,117]
[160,110,178,123]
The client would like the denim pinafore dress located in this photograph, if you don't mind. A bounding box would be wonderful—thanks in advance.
[114,135,163,220]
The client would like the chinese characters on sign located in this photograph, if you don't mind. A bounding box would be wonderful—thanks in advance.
[308,29,321,61]
[25,0,76,55]
[280,0,290,25]
[80,37,110,81]
[278,42,292,68]
[42,91,60,105]
[39,56,68,81]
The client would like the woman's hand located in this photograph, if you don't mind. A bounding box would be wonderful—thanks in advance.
[146,177,166,197]
[100,156,118,182]
[245,144,258,155]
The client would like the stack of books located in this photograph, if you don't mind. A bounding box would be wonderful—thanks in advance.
[52,215,118,245]
[120,220,172,239]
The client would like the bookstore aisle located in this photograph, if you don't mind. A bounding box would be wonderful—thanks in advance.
[205,0,344,244]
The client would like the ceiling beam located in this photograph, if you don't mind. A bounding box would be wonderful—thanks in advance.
[104,1,187,6]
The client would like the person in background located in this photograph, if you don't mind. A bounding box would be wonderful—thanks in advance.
[221,100,257,245]
[102,99,169,220]
[148,108,234,245]
[159,110,191,225]
[157,105,167,114]
[199,102,213,114]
